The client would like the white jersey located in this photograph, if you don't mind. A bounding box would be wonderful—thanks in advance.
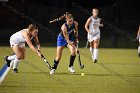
[139,35,140,42]
[89,16,101,33]
[10,29,28,48]
[138,26,140,42]
[88,16,101,42]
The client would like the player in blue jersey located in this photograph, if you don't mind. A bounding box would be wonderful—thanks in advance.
[49,12,78,74]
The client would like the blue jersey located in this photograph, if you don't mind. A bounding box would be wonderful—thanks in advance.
[57,22,75,46]
[59,22,75,37]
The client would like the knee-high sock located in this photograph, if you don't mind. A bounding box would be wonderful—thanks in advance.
[13,57,20,69]
[69,55,76,67]
[90,47,94,59]
[93,48,98,60]
[52,60,59,69]
[90,47,93,55]
[7,55,17,61]
[138,46,140,53]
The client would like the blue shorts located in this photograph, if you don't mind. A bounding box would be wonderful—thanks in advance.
[57,34,74,46]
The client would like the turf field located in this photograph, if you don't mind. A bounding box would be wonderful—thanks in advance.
[0,47,140,93]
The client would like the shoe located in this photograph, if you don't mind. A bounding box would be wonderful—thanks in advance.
[12,68,18,73]
[93,59,97,63]
[138,53,140,57]
[4,56,11,67]
[50,69,56,75]
[68,66,75,73]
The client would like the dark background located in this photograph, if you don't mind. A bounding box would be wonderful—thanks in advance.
[0,0,139,48]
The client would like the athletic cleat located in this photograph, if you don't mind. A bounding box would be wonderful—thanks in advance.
[12,68,18,73]
[68,66,75,73]
[138,53,140,57]
[93,59,97,63]
[50,69,56,75]
[4,56,11,67]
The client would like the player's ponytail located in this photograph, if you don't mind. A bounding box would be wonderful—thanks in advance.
[49,12,72,23]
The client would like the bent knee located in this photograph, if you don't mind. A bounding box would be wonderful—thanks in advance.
[17,56,25,60]
[71,51,76,56]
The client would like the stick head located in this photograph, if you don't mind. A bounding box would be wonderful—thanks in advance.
[80,65,84,69]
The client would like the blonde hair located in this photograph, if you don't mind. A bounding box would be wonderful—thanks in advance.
[28,24,38,32]
[49,12,73,23]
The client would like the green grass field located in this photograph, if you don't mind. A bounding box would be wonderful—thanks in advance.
[0,47,140,93]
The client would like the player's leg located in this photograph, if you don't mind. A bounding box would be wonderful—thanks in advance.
[89,41,94,60]
[6,53,16,61]
[88,34,94,60]
[4,47,17,67]
[4,53,16,67]
[4,47,20,68]
[21,47,25,59]
[138,41,140,57]
[50,46,64,74]
[12,46,24,73]
[67,43,76,73]
[12,47,25,73]
[53,46,64,69]
[93,38,100,63]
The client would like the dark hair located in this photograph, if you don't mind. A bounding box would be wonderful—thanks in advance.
[49,12,73,23]
[28,24,38,32]
[93,8,99,11]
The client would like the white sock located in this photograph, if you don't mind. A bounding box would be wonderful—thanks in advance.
[90,47,93,55]
[13,57,20,69]
[138,46,140,53]
[90,47,94,59]
[93,48,98,60]
[7,55,17,61]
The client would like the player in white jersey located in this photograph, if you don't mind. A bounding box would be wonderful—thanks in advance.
[4,24,43,73]
[85,8,103,63]
[137,25,140,57]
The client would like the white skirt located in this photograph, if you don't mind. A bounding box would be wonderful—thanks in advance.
[87,31,100,42]
[10,32,25,48]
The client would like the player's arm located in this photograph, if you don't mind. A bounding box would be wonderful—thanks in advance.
[34,36,41,50]
[85,18,92,33]
[61,24,76,49]
[74,21,78,43]
[99,18,104,27]
[23,32,41,57]
[137,25,140,39]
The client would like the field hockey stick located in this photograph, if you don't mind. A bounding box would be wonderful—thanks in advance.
[38,50,52,70]
[76,43,84,69]
[85,40,89,48]
[132,38,138,42]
